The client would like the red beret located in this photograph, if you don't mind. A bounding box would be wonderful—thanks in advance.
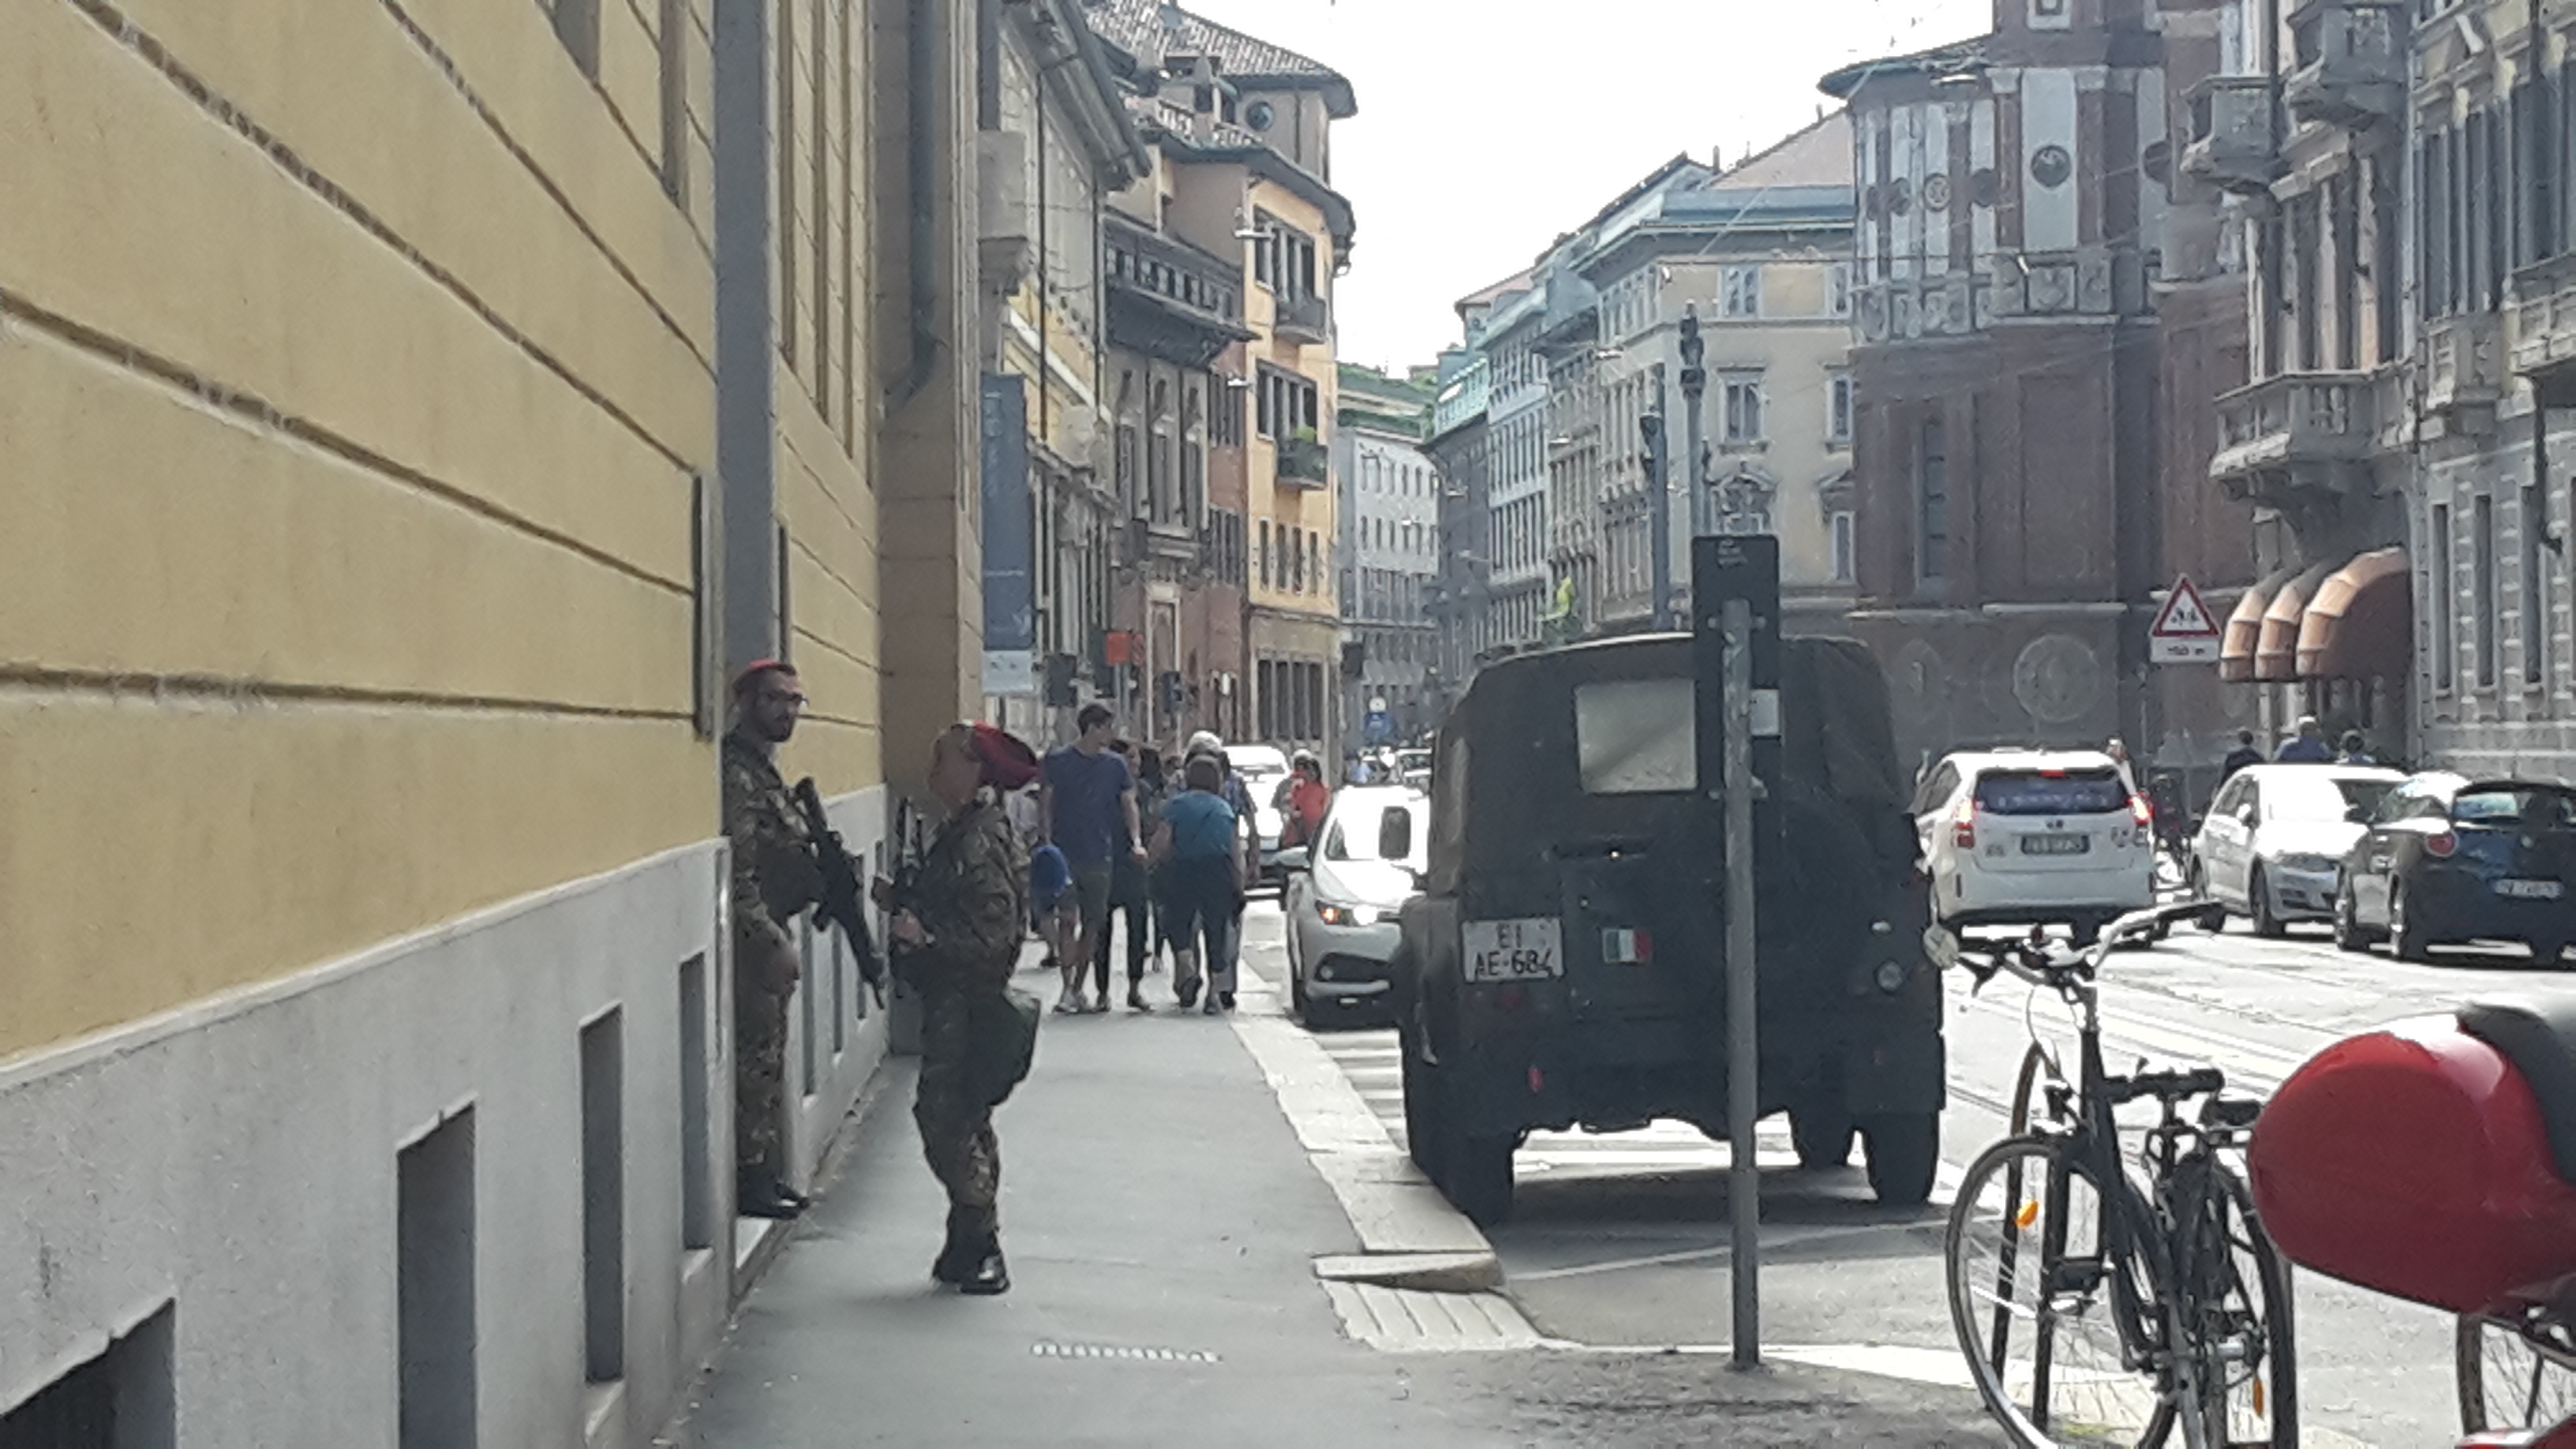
[970,722,1042,791]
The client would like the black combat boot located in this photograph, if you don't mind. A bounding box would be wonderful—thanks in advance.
[930,1222,975,1284]
[960,1236,1010,1296]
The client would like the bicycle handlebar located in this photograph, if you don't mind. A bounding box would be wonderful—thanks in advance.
[1967,900,2223,991]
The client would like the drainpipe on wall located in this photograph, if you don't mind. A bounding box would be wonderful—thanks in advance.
[713,0,778,671]
[888,0,943,408]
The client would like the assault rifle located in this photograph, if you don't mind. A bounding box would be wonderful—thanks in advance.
[792,777,886,1006]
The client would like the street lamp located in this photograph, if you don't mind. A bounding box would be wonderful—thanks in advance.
[1671,305,1708,632]
[1639,363,1672,631]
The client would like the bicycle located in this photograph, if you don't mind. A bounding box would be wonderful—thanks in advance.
[1945,902,2297,1448]
[2459,1301,2576,1440]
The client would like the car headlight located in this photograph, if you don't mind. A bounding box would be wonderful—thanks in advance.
[1316,900,1380,927]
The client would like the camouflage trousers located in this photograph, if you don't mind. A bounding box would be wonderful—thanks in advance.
[735,969,789,1174]
[914,987,1001,1241]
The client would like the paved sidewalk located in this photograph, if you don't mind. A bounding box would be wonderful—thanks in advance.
[670,946,2004,1447]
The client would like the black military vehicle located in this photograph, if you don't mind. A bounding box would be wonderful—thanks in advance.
[1391,632,1945,1226]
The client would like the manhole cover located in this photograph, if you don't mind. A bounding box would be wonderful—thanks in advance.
[1031,1342,1220,1365]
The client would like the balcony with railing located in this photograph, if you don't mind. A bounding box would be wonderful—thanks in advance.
[1275,293,1331,345]
[2209,371,2383,505]
[1277,433,1329,487]
[2511,253,2576,398]
[2182,76,2282,195]
[2286,0,2407,128]
[2421,311,2503,429]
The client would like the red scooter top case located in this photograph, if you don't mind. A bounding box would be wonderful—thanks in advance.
[2248,1016,2576,1316]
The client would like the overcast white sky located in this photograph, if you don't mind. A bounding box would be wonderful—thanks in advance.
[1175,0,1994,370]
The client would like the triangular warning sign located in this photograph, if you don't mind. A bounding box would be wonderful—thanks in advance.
[2150,575,2221,638]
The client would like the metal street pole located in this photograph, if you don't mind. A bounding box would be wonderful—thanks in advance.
[1723,594,1761,1368]
[1676,306,1709,632]
[1643,365,1672,631]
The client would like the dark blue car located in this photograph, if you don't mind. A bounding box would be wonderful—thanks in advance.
[2334,773,2576,964]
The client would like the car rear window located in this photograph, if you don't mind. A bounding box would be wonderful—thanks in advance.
[2265,774,2395,822]
[1574,677,1697,795]
[1974,769,2128,816]
[2453,787,2576,827]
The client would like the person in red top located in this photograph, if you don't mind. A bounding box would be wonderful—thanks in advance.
[1278,751,1332,851]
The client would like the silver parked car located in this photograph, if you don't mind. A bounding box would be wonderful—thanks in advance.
[2191,763,2402,935]
[1280,785,1428,1028]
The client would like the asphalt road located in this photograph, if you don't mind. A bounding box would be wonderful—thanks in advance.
[1240,898,2576,1449]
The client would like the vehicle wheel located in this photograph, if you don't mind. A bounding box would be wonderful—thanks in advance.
[2249,866,2287,938]
[1444,1131,1516,1228]
[1946,1136,2171,1447]
[2391,884,2434,963]
[1789,1103,1856,1170]
[1860,1112,1939,1207]
[2188,859,2227,933]
[2071,916,2103,948]
[1399,1034,1444,1182]
[2458,1312,2576,1435]
[1296,987,1330,1031]
[2332,879,2370,953]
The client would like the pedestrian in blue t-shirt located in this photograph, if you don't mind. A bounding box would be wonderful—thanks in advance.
[1040,704,1143,1013]
[1153,752,1249,1013]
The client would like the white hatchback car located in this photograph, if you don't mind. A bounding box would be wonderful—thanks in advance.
[1915,750,2156,942]
[1280,786,1428,1028]
[1225,742,1291,882]
[2191,763,2402,935]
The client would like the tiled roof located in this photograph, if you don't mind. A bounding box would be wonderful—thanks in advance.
[1080,0,1354,110]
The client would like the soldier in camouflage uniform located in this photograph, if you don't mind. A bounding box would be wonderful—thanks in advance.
[883,721,1035,1295]
[723,661,821,1219]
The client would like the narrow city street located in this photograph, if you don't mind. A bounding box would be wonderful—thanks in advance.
[1245,900,2568,1449]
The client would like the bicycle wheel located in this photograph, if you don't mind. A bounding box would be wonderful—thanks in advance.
[2458,1311,2576,1435]
[2178,1166,2297,1447]
[1948,1135,2175,1447]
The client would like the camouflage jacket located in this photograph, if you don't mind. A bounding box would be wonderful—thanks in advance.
[722,730,822,960]
[899,796,1029,997]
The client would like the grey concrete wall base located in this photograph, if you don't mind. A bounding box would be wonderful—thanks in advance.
[0,843,732,1448]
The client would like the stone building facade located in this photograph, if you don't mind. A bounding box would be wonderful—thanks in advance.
[1821,0,2256,775]
[1086,0,1357,753]
[1337,364,1443,743]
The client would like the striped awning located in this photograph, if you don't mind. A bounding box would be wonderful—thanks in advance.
[2296,548,2411,680]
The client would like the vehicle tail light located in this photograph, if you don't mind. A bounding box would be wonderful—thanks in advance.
[2129,793,2154,827]
[1527,1065,1545,1094]
[1952,799,1976,849]
[2428,830,2458,859]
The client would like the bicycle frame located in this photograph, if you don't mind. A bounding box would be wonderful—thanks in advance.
[1974,902,2253,1441]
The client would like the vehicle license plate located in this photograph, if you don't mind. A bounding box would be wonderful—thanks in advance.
[2499,878,2566,900]
[1464,918,1563,982]
[2021,833,2091,856]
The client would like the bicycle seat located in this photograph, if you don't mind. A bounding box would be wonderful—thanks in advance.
[2459,995,2576,1185]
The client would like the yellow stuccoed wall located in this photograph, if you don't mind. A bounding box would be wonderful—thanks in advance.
[768,0,885,799]
[0,0,723,1059]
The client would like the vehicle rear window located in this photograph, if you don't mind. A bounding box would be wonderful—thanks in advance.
[2266,774,2395,822]
[1973,769,2128,816]
[1323,804,1421,863]
[1575,677,1696,795]
[2453,788,2576,827]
